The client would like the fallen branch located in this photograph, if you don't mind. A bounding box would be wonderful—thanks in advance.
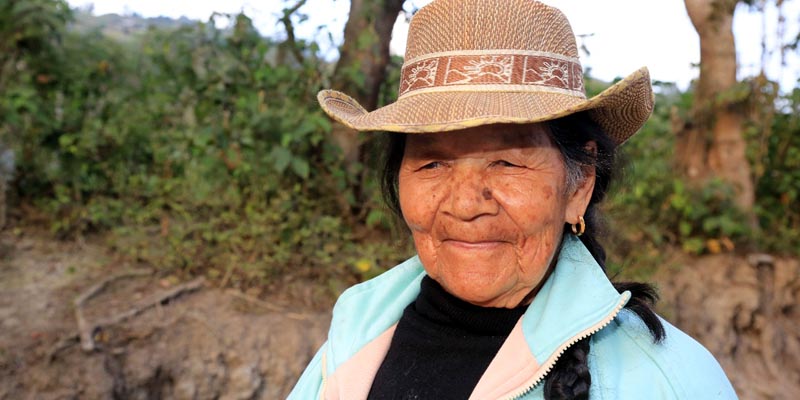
[227,289,285,313]
[75,269,153,351]
[85,277,206,351]
[51,276,205,359]
[226,289,310,320]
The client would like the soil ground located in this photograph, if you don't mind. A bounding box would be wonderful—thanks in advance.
[0,229,328,399]
[655,251,800,399]
[1,228,798,399]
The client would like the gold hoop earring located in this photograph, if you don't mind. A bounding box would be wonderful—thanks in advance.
[571,216,585,237]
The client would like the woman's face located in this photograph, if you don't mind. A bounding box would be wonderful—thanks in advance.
[398,123,595,308]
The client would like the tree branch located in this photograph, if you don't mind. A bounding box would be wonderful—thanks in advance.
[51,276,205,359]
[74,269,153,351]
[279,0,308,65]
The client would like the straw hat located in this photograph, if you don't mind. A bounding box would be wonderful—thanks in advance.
[317,0,654,145]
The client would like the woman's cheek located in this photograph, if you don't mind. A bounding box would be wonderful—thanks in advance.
[496,177,561,212]
[490,178,534,210]
[402,197,435,233]
[399,178,441,233]
[404,214,426,232]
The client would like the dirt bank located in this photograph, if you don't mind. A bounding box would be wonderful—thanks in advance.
[0,231,327,399]
[1,229,798,399]
[656,253,800,400]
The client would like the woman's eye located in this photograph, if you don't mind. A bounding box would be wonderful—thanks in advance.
[419,161,443,170]
[492,160,519,168]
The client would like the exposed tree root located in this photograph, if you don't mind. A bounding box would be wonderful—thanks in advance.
[50,276,205,360]
[75,269,153,351]
[226,289,310,320]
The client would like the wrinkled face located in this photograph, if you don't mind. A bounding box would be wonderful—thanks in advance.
[398,124,594,308]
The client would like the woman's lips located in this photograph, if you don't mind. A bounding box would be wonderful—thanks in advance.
[442,239,507,249]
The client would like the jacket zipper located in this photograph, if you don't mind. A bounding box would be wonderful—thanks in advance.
[503,292,631,400]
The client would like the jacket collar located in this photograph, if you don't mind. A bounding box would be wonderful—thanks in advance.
[522,235,629,361]
[323,235,629,398]
[469,235,630,399]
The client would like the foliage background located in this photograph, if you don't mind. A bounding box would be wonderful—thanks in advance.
[1,0,798,297]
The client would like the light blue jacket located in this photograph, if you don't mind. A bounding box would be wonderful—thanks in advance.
[289,236,738,399]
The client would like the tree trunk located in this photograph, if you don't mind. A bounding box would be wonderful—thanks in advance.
[327,0,405,221]
[678,0,755,211]
[331,0,405,164]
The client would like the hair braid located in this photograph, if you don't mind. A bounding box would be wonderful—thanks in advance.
[540,113,664,399]
[544,336,591,399]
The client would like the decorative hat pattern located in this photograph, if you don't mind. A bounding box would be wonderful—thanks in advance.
[317,0,654,145]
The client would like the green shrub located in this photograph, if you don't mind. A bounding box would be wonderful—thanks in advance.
[2,3,796,295]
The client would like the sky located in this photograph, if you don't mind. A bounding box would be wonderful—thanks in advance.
[67,0,799,92]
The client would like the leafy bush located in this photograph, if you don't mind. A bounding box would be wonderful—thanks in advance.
[1,2,796,295]
[605,82,752,264]
[1,6,412,291]
[752,87,800,252]
[605,78,799,264]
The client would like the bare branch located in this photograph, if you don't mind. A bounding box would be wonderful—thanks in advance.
[51,276,205,358]
[74,269,153,351]
[279,0,308,65]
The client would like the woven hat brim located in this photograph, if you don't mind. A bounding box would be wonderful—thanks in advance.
[318,67,654,145]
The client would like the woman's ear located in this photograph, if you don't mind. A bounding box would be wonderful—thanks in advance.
[565,141,597,224]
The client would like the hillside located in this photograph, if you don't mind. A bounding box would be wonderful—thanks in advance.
[71,9,197,40]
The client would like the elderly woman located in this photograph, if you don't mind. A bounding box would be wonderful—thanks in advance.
[290,0,737,399]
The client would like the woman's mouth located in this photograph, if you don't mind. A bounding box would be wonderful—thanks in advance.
[442,239,507,249]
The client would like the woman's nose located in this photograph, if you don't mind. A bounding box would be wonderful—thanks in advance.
[442,170,499,221]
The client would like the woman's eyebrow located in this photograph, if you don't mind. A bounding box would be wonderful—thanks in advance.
[405,147,451,159]
[404,138,451,157]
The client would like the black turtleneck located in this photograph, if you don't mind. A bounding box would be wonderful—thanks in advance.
[367,276,526,400]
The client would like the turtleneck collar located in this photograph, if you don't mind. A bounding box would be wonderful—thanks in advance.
[413,275,527,336]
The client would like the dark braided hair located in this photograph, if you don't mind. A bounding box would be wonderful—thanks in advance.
[543,113,665,399]
[379,111,665,399]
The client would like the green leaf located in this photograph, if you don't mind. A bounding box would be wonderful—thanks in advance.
[290,157,309,179]
[681,238,705,255]
[679,221,692,237]
[366,209,385,228]
[270,146,292,173]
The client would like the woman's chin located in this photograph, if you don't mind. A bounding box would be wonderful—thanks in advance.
[446,286,518,308]
[434,266,518,307]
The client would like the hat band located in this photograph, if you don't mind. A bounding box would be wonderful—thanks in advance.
[398,49,586,99]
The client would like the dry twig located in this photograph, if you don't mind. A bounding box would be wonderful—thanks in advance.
[226,289,309,320]
[279,0,308,64]
[74,269,153,351]
[50,276,205,359]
